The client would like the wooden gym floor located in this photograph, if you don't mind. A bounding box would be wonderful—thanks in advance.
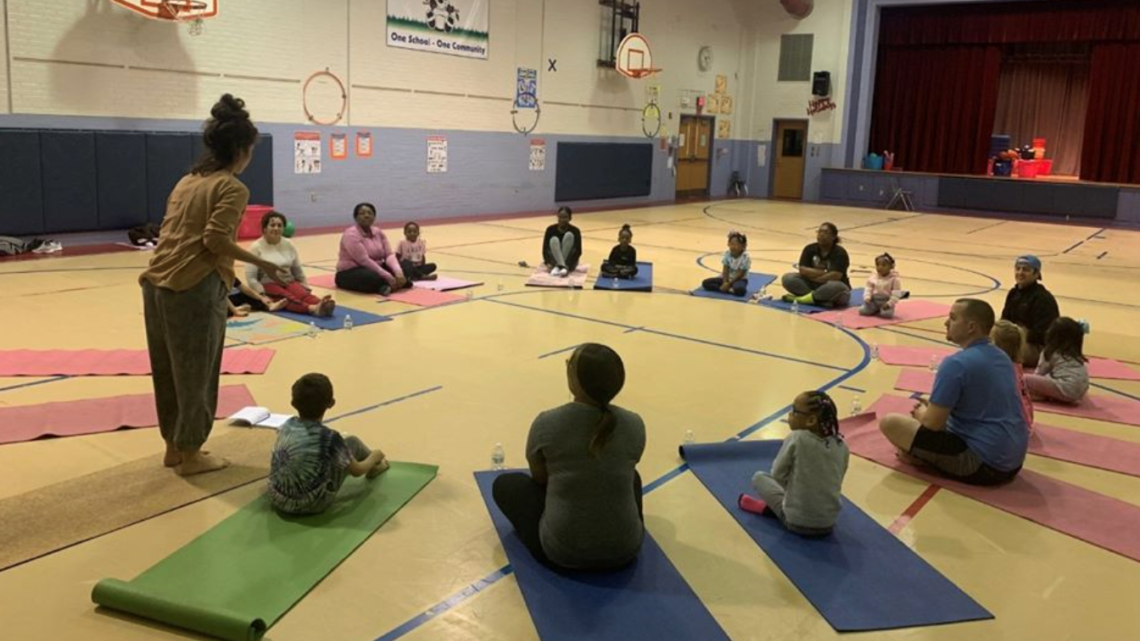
[1,200,1138,640]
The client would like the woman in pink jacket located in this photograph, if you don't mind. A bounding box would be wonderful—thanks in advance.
[859,253,903,318]
[335,202,409,295]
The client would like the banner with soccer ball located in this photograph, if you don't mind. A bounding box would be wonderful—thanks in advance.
[387,0,489,59]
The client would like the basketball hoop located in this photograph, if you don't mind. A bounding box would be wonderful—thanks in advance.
[303,69,348,126]
[110,1,217,36]
[511,93,542,135]
[157,0,208,20]
[615,33,662,80]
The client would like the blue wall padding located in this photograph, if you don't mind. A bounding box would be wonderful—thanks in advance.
[40,131,99,234]
[96,132,149,230]
[556,142,653,202]
[0,131,45,236]
[146,134,195,224]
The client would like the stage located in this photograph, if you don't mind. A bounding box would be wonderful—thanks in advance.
[821,168,1140,225]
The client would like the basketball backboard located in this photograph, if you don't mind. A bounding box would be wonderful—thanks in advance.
[111,0,218,21]
[615,33,661,79]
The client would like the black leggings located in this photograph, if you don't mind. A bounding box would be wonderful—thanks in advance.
[491,472,643,570]
[335,267,412,295]
[702,276,747,296]
[399,259,437,281]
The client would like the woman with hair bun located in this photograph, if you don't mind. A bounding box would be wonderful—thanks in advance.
[492,343,646,570]
[140,94,287,476]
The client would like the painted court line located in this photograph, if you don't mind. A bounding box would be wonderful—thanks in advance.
[0,375,71,394]
[889,485,942,535]
[327,386,443,424]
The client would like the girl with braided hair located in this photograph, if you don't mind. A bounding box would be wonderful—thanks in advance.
[492,343,646,570]
[859,252,903,318]
[739,390,850,536]
[701,230,751,296]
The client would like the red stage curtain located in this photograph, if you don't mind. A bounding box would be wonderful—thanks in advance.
[993,46,1090,177]
[879,1,1140,47]
[869,45,1001,175]
[1081,43,1140,183]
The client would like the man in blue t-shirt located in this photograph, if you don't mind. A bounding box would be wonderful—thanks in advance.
[879,299,1029,485]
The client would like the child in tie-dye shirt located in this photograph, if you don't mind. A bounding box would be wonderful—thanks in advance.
[267,373,389,515]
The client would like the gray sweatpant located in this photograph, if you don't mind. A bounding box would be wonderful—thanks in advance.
[142,273,228,451]
[781,273,852,307]
[752,472,834,537]
[548,233,576,269]
[859,293,895,318]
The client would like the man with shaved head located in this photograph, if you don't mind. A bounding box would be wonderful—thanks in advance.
[879,299,1029,485]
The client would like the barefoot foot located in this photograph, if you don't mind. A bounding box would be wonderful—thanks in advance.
[367,458,391,479]
[163,443,181,468]
[176,452,230,476]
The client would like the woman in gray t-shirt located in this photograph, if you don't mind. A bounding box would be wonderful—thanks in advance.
[492,343,646,570]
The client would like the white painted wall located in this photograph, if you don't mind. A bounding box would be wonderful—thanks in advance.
[1,0,790,141]
[746,0,853,144]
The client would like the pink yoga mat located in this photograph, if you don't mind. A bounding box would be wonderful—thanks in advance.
[893,369,1140,428]
[526,265,589,289]
[0,385,256,445]
[0,349,275,377]
[879,345,1140,381]
[380,288,465,307]
[811,300,951,330]
[847,398,1140,563]
[869,394,1140,477]
[306,273,337,289]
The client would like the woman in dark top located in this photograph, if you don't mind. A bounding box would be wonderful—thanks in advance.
[781,222,852,307]
[492,343,646,571]
[1000,255,1059,367]
[542,207,583,277]
[600,224,638,279]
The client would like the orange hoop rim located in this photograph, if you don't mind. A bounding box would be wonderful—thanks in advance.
[621,68,663,79]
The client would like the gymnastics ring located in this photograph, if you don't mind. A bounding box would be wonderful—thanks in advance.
[303,68,347,126]
[511,92,541,135]
[641,103,662,138]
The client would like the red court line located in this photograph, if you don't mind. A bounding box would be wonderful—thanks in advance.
[888,484,942,535]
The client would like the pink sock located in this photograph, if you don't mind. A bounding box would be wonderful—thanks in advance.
[738,494,768,515]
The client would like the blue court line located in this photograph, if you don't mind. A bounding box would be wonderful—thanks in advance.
[536,344,581,360]
[326,385,443,424]
[1097,251,1109,260]
[1090,382,1140,403]
[368,313,874,641]
[965,220,1008,235]
[0,375,70,394]
[839,384,867,393]
[490,298,851,373]
[1087,228,1108,241]
[623,326,645,334]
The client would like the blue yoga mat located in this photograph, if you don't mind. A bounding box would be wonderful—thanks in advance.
[760,288,865,313]
[474,471,730,641]
[681,440,992,632]
[273,305,391,330]
[689,272,777,302]
[593,262,653,292]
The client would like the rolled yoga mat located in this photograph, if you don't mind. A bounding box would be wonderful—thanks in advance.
[92,462,438,641]
[474,470,731,641]
[681,440,992,631]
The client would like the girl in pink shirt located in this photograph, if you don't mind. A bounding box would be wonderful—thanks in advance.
[859,253,903,318]
[334,202,408,295]
[992,320,1035,431]
[397,221,438,281]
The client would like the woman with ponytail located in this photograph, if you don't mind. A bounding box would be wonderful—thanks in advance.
[140,94,287,476]
[738,390,850,536]
[492,343,646,570]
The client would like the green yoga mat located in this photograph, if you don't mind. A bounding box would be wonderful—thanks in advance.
[92,462,437,641]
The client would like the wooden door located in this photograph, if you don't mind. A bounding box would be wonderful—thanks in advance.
[773,120,807,200]
[676,116,712,197]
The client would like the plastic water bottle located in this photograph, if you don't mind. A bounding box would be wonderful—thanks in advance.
[870,344,880,361]
[491,443,505,470]
[851,396,863,416]
[343,314,353,331]
[308,322,318,338]
[614,276,621,290]
[929,355,939,372]
[683,429,696,446]
[791,300,800,315]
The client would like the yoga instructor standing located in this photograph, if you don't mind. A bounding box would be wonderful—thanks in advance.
[140,94,286,476]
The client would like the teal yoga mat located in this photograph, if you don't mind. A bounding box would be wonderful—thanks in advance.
[92,462,438,641]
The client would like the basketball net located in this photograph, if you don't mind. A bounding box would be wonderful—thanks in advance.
[157,1,208,35]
